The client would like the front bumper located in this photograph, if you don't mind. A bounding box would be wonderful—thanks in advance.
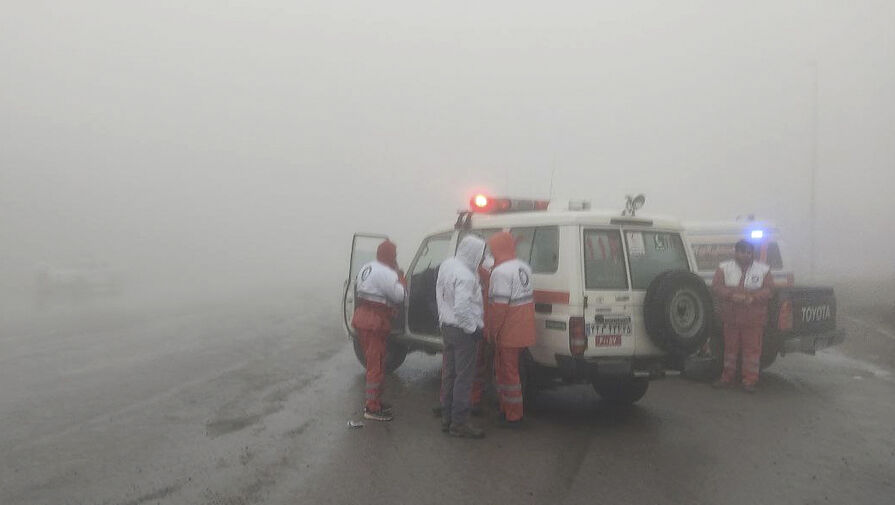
[780,327,846,355]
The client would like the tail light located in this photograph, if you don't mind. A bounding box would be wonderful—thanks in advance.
[777,300,793,331]
[569,316,587,356]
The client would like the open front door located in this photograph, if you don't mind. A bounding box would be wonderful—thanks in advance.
[342,234,405,339]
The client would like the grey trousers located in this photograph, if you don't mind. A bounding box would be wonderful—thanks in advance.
[440,325,481,426]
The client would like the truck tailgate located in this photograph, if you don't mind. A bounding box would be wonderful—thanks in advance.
[777,286,837,335]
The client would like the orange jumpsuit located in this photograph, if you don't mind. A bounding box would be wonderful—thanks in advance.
[487,233,536,421]
[351,241,404,412]
[712,262,774,386]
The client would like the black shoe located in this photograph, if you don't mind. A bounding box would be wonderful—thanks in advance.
[363,408,393,422]
[380,402,393,414]
[449,423,485,439]
[742,383,757,393]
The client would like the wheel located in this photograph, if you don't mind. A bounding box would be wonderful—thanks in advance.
[593,377,649,405]
[644,270,714,356]
[351,337,409,373]
[685,326,778,381]
[759,332,780,369]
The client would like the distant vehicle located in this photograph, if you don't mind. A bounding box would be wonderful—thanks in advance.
[684,220,845,374]
[35,259,123,303]
[343,194,716,405]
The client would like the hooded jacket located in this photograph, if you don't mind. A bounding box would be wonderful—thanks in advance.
[487,232,536,348]
[436,236,486,334]
[352,240,405,333]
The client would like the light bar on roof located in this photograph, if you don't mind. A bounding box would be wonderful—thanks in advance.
[469,194,549,213]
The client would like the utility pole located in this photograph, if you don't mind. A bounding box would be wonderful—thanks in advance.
[809,60,818,280]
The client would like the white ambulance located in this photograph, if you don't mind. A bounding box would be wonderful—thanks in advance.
[342,196,715,404]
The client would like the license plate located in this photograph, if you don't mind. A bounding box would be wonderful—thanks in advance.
[592,316,632,336]
[595,335,622,347]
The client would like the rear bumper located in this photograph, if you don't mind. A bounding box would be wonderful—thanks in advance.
[780,327,846,355]
[554,355,663,380]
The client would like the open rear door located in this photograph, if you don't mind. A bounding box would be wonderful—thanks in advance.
[343,234,405,338]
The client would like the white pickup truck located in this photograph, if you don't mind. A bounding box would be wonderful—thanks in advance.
[685,221,845,373]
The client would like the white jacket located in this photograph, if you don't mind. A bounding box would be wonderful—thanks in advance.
[436,236,486,333]
[718,260,770,291]
[489,258,534,306]
[356,261,405,306]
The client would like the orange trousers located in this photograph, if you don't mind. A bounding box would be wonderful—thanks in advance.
[720,324,763,386]
[494,346,524,421]
[358,329,388,411]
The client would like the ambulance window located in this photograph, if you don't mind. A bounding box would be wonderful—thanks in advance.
[583,229,628,290]
[458,228,501,250]
[530,226,559,273]
[510,226,559,274]
[692,243,734,271]
[626,231,688,290]
[765,242,783,270]
[511,227,535,264]
[411,233,452,275]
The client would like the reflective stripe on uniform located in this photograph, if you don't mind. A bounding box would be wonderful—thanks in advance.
[357,293,388,304]
[509,295,533,306]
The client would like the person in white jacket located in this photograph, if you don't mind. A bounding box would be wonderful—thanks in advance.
[436,235,487,439]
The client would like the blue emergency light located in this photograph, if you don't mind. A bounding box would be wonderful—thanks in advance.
[750,230,764,239]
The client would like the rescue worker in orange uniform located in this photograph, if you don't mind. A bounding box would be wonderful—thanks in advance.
[712,240,774,393]
[351,240,406,421]
[486,232,536,427]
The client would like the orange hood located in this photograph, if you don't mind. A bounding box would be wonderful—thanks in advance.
[377,240,398,271]
[488,232,516,267]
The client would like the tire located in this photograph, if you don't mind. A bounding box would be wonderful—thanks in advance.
[644,270,714,356]
[760,331,780,369]
[593,377,649,405]
[351,338,409,373]
[686,326,778,381]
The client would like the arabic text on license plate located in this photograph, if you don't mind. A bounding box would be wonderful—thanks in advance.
[595,335,622,347]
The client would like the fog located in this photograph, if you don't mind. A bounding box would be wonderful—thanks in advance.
[3,1,894,315]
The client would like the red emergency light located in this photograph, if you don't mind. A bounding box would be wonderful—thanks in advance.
[469,194,549,214]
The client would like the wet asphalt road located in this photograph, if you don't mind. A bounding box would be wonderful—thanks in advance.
[1,294,893,505]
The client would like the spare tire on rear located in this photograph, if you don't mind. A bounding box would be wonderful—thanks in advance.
[644,270,713,356]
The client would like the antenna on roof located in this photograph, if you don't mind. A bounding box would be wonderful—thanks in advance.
[622,194,646,216]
